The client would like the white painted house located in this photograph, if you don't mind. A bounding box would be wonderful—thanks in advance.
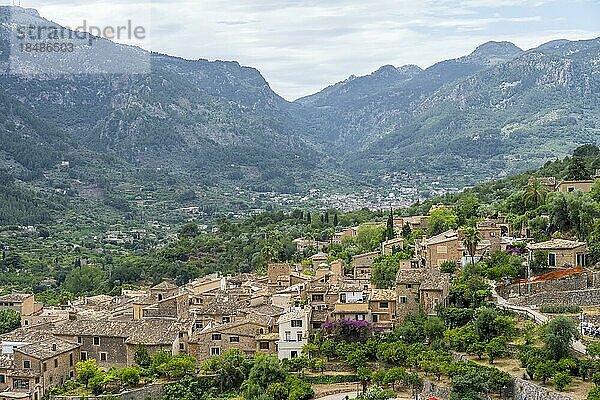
[276,307,310,360]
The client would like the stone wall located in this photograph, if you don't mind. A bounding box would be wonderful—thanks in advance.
[421,380,451,400]
[497,273,589,299]
[510,288,600,307]
[51,383,165,400]
[511,377,573,400]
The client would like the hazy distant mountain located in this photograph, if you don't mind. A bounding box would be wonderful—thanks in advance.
[0,6,599,219]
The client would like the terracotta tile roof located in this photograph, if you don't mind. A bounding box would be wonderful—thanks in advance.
[527,239,587,250]
[0,327,53,343]
[51,319,180,345]
[369,289,396,301]
[151,281,178,291]
[248,304,285,317]
[189,314,272,342]
[16,338,80,360]
[0,293,32,303]
[0,353,13,368]
[424,230,458,245]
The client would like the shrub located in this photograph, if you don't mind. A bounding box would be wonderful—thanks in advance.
[554,371,572,391]
[539,305,582,314]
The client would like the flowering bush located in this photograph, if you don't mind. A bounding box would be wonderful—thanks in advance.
[322,319,381,342]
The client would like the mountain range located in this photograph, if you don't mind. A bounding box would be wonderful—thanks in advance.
[0,6,599,225]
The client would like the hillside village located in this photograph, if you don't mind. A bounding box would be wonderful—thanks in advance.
[1,171,600,400]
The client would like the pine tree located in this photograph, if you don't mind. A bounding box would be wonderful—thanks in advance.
[333,214,339,226]
[385,209,395,241]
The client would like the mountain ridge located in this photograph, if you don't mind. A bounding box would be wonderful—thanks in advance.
[0,6,599,223]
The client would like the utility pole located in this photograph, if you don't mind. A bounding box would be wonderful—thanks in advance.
[527,248,532,295]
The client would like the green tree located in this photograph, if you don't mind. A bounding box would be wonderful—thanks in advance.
[423,317,445,341]
[383,210,395,241]
[76,359,102,388]
[462,226,481,266]
[544,316,578,360]
[134,344,151,368]
[371,253,406,289]
[554,371,572,391]
[427,208,458,236]
[247,353,287,390]
[0,309,20,334]
[588,387,600,400]
[468,342,487,360]
[524,179,549,209]
[566,156,590,180]
[486,336,507,364]
[534,361,555,384]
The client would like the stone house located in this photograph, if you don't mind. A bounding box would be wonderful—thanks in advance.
[331,227,359,245]
[141,293,190,321]
[0,331,79,400]
[396,269,450,318]
[190,293,249,331]
[277,308,310,360]
[267,263,292,288]
[353,251,380,280]
[0,294,42,318]
[309,253,329,269]
[188,314,275,361]
[51,319,183,368]
[416,230,461,269]
[368,289,397,330]
[149,281,179,302]
[380,237,404,255]
[393,216,428,234]
[555,180,596,193]
[527,239,589,268]
[332,281,368,322]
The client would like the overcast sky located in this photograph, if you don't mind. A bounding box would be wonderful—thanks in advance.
[11,0,600,100]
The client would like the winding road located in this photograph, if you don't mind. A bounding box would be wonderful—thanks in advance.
[490,283,587,355]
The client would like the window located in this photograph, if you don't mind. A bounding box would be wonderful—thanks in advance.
[548,253,557,267]
[291,351,298,358]
[568,187,575,192]
[43,362,47,372]
[399,297,408,304]
[13,379,29,390]
[285,331,291,341]
[312,323,322,329]
[297,332,303,341]
[210,347,220,356]
[80,352,88,361]
[93,336,100,346]
[77,336,82,344]
[222,316,231,323]
[69,354,73,367]
[54,358,58,368]
[0,374,5,383]
[406,284,413,289]
[311,294,324,302]
[379,301,389,309]
[340,293,347,303]
[24,320,29,326]
[99,353,107,362]
[259,342,269,350]
[291,320,303,328]
[372,314,379,323]
[179,343,185,350]
[229,336,240,343]
[23,360,31,369]
[211,334,222,341]
[577,253,586,267]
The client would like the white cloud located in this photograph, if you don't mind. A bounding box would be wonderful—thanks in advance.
[15,0,600,99]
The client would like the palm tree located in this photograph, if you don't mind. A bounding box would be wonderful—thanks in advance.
[524,179,548,209]
[462,226,481,266]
